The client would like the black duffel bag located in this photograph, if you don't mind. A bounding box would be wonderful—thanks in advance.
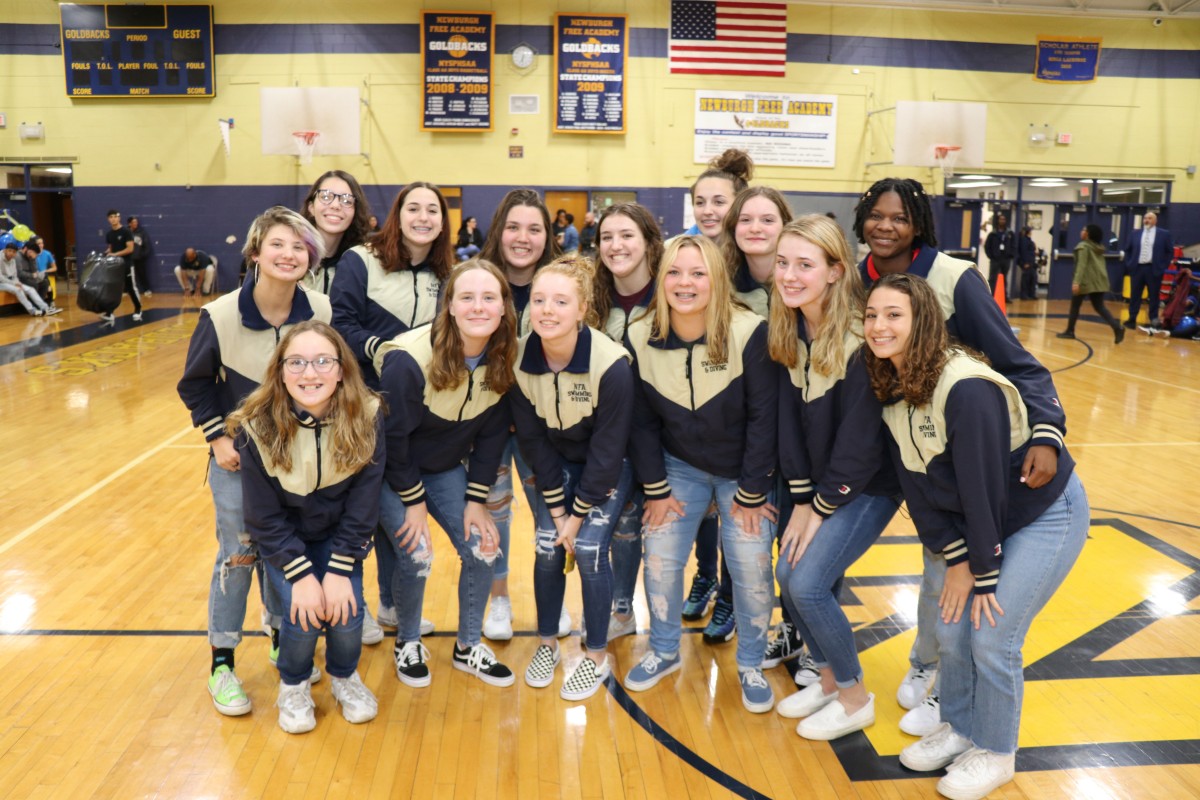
[77,252,127,314]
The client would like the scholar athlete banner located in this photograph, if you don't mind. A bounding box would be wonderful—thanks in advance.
[1034,37,1101,83]
[421,11,494,131]
[554,14,627,134]
[694,90,837,167]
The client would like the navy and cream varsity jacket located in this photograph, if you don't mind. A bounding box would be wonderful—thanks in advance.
[375,326,511,507]
[602,288,652,344]
[733,257,770,319]
[626,307,778,508]
[510,326,634,517]
[860,244,1067,452]
[879,352,1076,594]
[238,400,385,583]
[778,322,900,517]
[177,279,332,442]
[330,244,441,383]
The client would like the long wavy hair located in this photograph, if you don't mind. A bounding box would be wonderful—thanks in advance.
[591,203,663,328]
[863,273,986,405]
[720,186,794,284]
[479,188,562,275]
[768,216,864,376]
[226,321,381,474]
[242,206,324,271]
[648,235,734,364]
[532,255,599,329]
[302,170,373,260]
[428,259,518,395]
[369,181,453,279]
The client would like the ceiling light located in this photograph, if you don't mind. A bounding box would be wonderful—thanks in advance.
[958,174,994,180]
[947,181,1001,188]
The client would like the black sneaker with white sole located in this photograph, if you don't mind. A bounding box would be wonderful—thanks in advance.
[762,620,804,669]
[394,641,432,687]
[452,642,515,687]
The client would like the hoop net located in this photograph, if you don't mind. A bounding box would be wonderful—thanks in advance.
[933,145,962,179]
[218,119,231,157]
[292,131,320,165]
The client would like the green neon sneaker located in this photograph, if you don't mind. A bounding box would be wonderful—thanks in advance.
[208,665,251,716]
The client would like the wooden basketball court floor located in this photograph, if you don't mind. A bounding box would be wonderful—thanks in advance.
[1,291,1198,800]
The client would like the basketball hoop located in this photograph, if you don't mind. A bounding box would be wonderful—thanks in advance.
[933,145,962,180]
[292,131,321,165]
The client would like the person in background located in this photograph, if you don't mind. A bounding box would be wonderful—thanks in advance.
[1122,211,1174,332]
[103,208,142,323]
[1,236,58,316]
[21,241,55,305]
[552,208,569,243]
[176,248,217,297]
[1056,224,1124,344]
[32,237,58,299]
[983,213,1015,300]
[1017,226,1038,301]
[579,210,598,259]
[560,213,580,255]
[456,216,484,261]
[128,216,153,296]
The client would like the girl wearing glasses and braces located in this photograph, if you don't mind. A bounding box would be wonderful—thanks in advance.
[301,171,374,295]
[177,206,331,718]
[227,321,385,734]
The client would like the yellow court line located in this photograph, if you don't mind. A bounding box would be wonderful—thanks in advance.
[0,426,196,558]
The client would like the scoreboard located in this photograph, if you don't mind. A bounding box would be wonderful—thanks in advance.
[60,4,215,98]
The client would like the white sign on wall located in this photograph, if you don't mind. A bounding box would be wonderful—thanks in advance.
[693,90,837,168]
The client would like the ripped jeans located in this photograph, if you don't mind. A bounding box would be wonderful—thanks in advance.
[379,464,498,646]
[642,452,775,670]
[532,460,634,651]
[485,435,537,583]
[209,457,283,649]
[610,490,645,617]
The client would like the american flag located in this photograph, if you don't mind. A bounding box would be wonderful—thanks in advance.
[669,1,788,77]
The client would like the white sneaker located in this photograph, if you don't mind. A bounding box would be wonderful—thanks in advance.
[277,681,316,734]
[899,722,973,772]
[557,607,572,637]
[375,605,398,627]
[361,606,384,645]
[483,596,513,641]
[900,693,941,737]
[99,312,115,323]
[797,694,875,740]
[331,672,378,724]
[897,666,937,710]
[775,682,837,719]
[937,747,1015,800]
[607,614,637,640]
[420,618,435,636]
[132,312,143,322]
[793,649,820,686]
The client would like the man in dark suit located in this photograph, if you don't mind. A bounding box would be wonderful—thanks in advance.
[984,213,1016,299]
[1123,211,1173,330]
[1017,225,1038,300]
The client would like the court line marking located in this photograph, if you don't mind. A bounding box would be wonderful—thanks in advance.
[1027,344,1200,394]
[0,426,195,558]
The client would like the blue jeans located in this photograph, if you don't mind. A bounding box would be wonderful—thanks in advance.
[265,537,364,685]
[456,244,481,261]
[643,452,775,669]
[485,435,537,582]
[937,473,1088,754]
[532,461,634,650]
[208,458,283,648]
[910,546,946,671]
[776,493,899,687]
[611,489,645,617]
[380,465,498,646]
[375,526,396,609]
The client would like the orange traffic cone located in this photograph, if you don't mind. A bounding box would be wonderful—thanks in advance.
[993,273,1007,317]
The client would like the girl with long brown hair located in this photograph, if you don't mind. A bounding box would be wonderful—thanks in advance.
[227,321,384,734]
[300,169,373,294]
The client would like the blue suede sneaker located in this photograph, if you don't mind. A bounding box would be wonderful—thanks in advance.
[682,574,718,621]
[702,596,736,643]
[623,652,682,691]
[739,668,775,713]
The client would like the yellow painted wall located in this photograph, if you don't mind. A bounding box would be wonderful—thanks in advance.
[2,1,1198,200]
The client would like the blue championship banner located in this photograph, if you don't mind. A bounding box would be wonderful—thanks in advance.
[554,14,627,134]
[1034,37,1101,83]
[422,11,493,131]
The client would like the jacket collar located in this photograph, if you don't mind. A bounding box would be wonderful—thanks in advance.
[860,240,937,285]
[237,277,316,331]
[647,324,708,351]
[520,325,593,374]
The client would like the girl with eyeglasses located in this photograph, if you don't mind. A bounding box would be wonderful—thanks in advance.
[373,260,519,690]
[863,273,1086,800]
[510,257,635,700]
[177,206,331,719]
[476,189,565,643]
[226,321,384,734]
[300,170,373,294]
